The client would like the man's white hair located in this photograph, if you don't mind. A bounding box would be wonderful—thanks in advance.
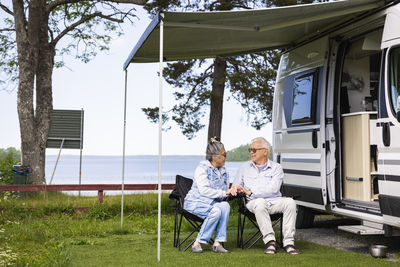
[251,137,271,151]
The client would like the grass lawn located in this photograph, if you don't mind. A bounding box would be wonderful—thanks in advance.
[68,232,397,267]
[0,192,399,266]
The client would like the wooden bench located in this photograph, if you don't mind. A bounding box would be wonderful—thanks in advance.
[0,184,175,203]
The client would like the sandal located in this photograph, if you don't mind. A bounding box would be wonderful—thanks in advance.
[264,241,277,254]
[284,245,300,255]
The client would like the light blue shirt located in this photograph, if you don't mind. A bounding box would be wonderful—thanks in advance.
[184,160,229,218]
[233,160,283,205]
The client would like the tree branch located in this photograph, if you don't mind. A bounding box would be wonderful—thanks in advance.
[51,11,124,46]
[183,66,213,106]
[0,28,15,32]
[47,0,148,13]
[11,0,27,40]
[0,2,13,16]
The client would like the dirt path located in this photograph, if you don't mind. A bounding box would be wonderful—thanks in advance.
[295,216,400,262]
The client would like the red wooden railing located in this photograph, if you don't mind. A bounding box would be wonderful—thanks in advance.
[0,184,175,203]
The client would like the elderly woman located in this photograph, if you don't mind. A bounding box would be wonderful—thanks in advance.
[184,137,236,253]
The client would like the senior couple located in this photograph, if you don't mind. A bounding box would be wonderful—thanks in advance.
[184,136,299,255]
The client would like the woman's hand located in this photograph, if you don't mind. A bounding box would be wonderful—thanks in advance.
[226,186,237,196]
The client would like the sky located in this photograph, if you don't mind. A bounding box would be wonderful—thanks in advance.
[0,6,272,156]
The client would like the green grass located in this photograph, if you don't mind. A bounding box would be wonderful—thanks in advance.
[0,193,398,266]
[68,233,397,267]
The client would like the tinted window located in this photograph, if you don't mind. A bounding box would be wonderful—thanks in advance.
[291,71,318,126]
[389,47,400,114]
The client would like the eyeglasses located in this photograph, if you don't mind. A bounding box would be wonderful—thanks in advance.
[248,148,266,153]
[216,152,227,158]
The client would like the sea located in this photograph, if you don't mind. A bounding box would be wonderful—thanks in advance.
[45,155,243,196]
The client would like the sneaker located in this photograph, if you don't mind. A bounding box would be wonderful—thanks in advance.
[191,243,203,253]
[211,245,230,253]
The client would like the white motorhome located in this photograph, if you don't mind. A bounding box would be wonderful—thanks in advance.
[273,1,400,235]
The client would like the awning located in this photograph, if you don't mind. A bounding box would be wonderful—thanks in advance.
[123,0,383,69]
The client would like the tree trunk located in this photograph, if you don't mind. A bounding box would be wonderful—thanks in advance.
[207,57,227,141]
[15,0,53,184]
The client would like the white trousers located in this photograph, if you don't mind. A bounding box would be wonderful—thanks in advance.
[246,197,297,247]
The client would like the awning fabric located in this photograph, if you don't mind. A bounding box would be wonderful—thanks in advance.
[124,0,383,69]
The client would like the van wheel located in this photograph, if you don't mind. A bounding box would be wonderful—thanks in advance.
[296,206,315,229]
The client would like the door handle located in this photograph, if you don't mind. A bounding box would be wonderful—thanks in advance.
[382,122,391,147]
[312,129,318,148]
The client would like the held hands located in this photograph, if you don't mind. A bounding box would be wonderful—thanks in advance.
[226,186,238,196]
[226,185,251,196]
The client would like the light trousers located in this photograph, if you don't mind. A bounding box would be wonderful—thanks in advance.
[196,201,230,244]
[246,197,297,247]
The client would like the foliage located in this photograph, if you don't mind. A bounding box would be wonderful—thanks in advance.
[226,143,273,162]
[0,147,21,185]
[87,203,114,220]
[142,1,282,139]
[226,144,250,162]
[0,0,143,89]
[0,147,20,160]
[142,0,326,139]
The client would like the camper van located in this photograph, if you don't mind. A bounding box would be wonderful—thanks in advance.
[273,2,400,235]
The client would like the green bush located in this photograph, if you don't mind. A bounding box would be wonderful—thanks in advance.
[0,147,21,185]
[87,203,113,220]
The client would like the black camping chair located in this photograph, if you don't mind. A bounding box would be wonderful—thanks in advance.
[170,175,213,251]
[237,194,283,249]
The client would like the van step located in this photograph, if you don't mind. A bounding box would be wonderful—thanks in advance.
[338,225,384,235]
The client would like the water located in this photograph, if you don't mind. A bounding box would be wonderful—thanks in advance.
[45,155,243,195]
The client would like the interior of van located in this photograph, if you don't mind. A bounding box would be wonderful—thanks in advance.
[339,28,383,204]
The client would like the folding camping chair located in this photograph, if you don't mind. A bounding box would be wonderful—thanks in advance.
[237,194,283,249]
[170,175,213,251]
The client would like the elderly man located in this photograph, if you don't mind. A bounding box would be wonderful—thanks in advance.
[232,137,299,255]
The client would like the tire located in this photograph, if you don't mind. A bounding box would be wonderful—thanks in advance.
[296,206,315,229]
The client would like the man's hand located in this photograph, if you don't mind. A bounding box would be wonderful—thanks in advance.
[231,185,251,196]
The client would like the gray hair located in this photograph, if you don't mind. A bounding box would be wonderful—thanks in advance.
[206,137,225,161]
[251,137,271,151]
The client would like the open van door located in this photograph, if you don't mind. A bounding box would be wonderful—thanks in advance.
[273,37,328,213]
[376,5,400,227]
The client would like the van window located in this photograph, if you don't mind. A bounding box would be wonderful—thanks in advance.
[291,70,318,126]
[389,47,400,114]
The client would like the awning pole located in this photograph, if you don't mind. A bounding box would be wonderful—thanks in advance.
[121,69,128,229]
[79,108,84,197]
[157,13,164,262]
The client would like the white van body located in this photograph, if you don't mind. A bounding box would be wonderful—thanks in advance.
[273,2,400,234]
